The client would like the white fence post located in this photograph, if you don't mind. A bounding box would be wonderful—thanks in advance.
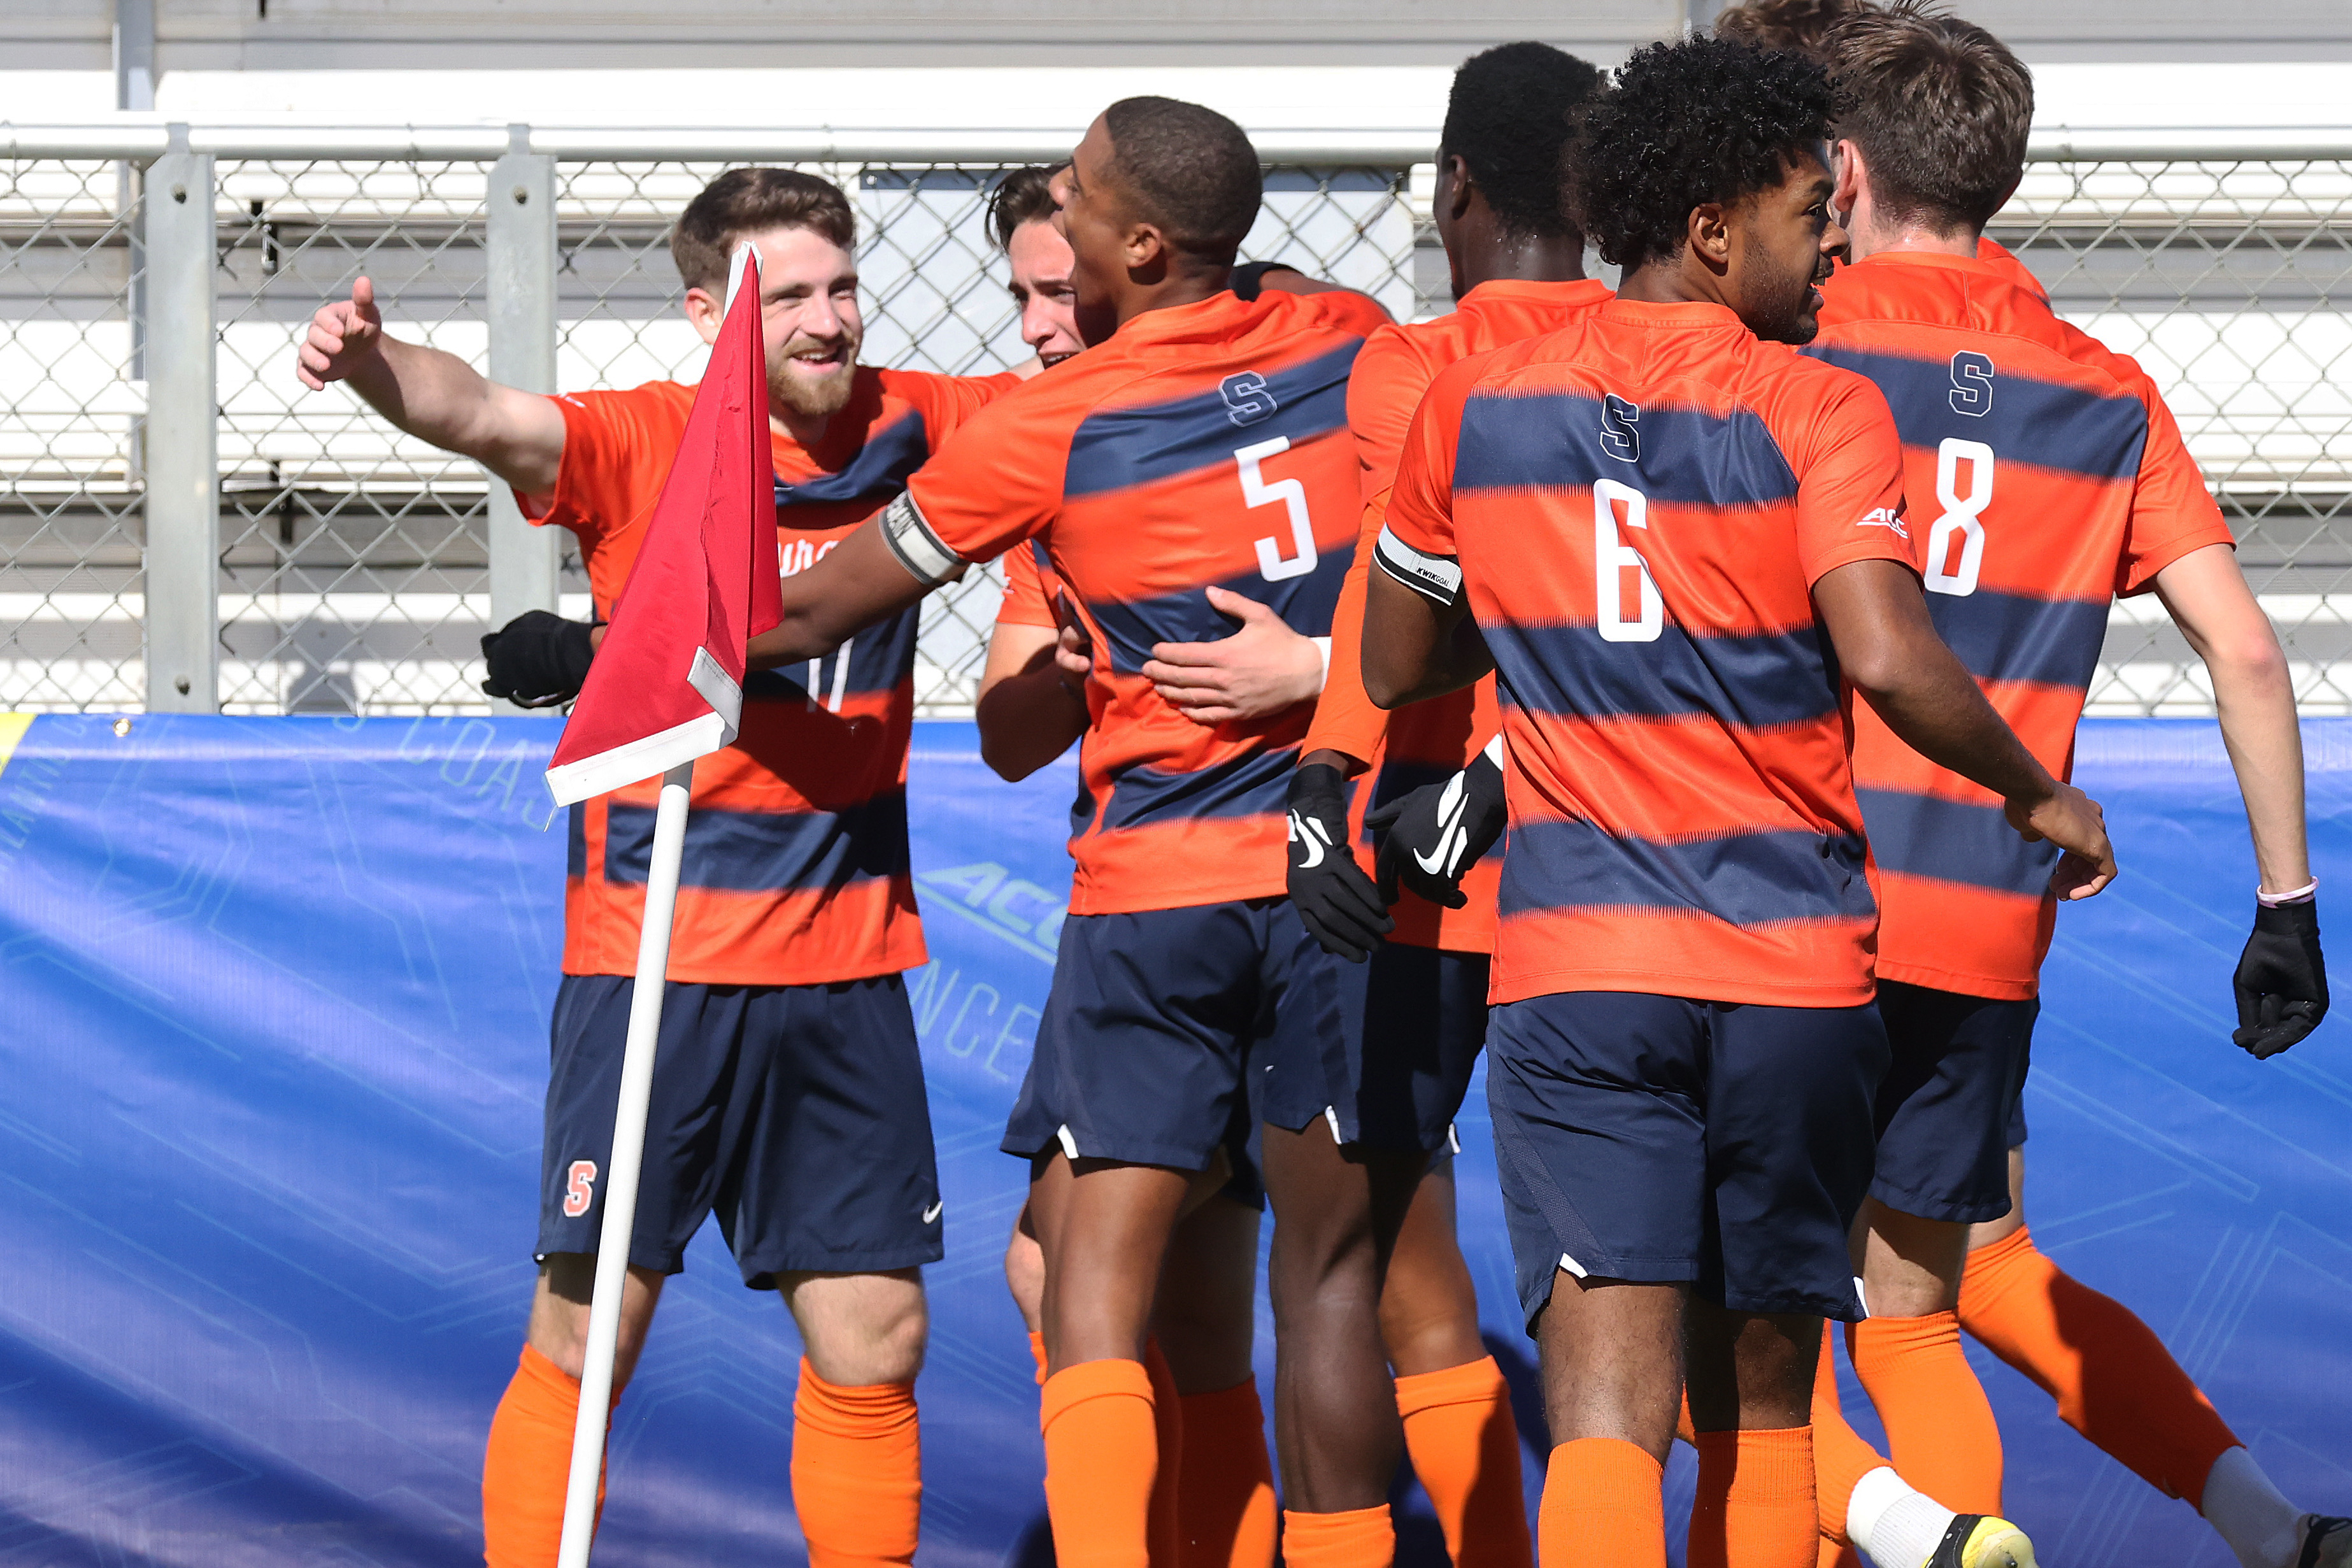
[143,125,218,714]
[485,122,560,684]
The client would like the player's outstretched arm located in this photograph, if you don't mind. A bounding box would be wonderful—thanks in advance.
[746,515,944,670]
[1143,586,1325,725]
[296,275,566,497]
[1815,558,2117,899]
[976,618,1090,781]
[2154,542,2327,1055]
[1358,568,1492,710]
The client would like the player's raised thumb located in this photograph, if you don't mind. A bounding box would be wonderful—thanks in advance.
[352,274,380,320]
[1204,584,1275,623]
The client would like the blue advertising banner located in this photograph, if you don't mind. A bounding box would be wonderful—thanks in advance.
[0,713,2346,1567]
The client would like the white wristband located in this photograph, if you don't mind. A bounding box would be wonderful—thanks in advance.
[1311,636,1332,694]
[2258,878,2318,907]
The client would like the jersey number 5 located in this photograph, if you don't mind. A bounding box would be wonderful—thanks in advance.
[1926,438,1993,597]
[1236,436,1318,583]
[1594,478,1663,643]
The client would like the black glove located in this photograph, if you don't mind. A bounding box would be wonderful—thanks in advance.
[480,610,597,708]
[2233,897,2327,1059]
[1365,750,1506,909]
[1286,763,1391,962]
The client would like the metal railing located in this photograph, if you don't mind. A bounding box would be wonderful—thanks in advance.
[0,121,2346,716]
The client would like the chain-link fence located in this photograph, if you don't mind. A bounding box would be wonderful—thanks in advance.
[0,127,2344,718]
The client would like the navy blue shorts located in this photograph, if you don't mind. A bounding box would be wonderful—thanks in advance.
[1264,941,1490,1153]
[1485,991,1886,1327]
[1871,981,2035,1223]
[539,973,942,1288]
[1003,897,1344,1197]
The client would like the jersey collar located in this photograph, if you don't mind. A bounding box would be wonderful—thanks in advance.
[1597,296,1749,332]
[1458,276,1613,309]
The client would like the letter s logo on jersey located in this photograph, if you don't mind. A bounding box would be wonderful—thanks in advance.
[1948,352,1995,417]
[1599,393,1641,462]
[1220,371,1278,427]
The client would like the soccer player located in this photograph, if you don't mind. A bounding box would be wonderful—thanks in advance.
[1792,11,2344,1568]
[1713,0,2044,303]
[1279,39,1612,1568]
[1358,36,2114,1568]
[295,169,1017,1567]
[723,96,1391,1568]
[981,164,1299,1568]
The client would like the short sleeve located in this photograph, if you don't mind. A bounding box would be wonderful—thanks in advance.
[2115,370,2233,597]
[1785,369,1916,587]
[1346,324,1437,510]
[530,386,678,543]
[899,367,1024,452]
[1371,357,1475,606]
[892,378,1074,585]
[996,541,1060,629]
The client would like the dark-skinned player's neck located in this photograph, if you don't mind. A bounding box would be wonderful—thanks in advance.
[1457,229,1586,294]
[1108,261,1230,329]
[1614,250,1736,311]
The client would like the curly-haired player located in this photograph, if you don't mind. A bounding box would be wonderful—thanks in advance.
[1360,35,2113,1568]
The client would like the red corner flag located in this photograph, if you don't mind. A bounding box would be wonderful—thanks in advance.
[545,242,782,807]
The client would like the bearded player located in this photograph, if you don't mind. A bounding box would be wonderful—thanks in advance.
[1360,36,2114,1567]
[296,169,1019,1567]
[1784,10,2344,1568]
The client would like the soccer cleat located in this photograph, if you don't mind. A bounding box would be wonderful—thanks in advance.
[2300,1515,2352,1568]
[1926,1515,2039,1568]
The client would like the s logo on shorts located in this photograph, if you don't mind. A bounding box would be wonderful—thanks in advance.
[563,1160,598,1218]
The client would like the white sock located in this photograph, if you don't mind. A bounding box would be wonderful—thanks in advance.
[1850,1464,1958,1568]
[2201,1446,2307,1568]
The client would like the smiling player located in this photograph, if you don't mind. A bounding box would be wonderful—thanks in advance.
[1359,36,2114,1567]
[297,167,1020,1568]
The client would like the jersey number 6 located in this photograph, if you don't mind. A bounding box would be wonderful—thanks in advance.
[1594,478,1663,643]
[1236,436,1318,583]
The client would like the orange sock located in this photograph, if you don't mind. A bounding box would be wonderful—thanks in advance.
[1395,1356,1532,1568]
[1808,1330,1883,1550]
[1279,1504,1395,1568]
[482,1345,605,1568]
[1958,1225,2240,1506]
[790,1359,920,1568]
[1847,1311,2002,1516]
[1688,1428,1816,1568]
[1178,1378,1277,1568]
[1539,1437,1666,1567]
[1144,1341,1184,1568]
[1042,1358,1159,1568]
[1030,1330,1048,1385]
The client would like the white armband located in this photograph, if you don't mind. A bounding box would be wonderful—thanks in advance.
[880,492,968,588]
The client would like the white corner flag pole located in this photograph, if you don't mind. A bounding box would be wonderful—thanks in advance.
[557,757,694,1568]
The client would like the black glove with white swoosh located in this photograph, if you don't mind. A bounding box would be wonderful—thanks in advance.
[1366,748,1506,909]
[1286,763,1392,962]
[481,609,596,708]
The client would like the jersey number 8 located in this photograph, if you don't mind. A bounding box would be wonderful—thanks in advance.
[1594,478,1663,643]
[1236,436,1318,583]
[1926,438,1994,598]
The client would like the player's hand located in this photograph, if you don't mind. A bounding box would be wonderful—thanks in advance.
[296,275,386,391]
[1365,749,1506,909]
[2006,780,2116,900]
[1145,586,1323,726]
[1050,592,1094,695]
[481,609,597,708]
[1286,763,1390,962]
[2234,899,2327,1058]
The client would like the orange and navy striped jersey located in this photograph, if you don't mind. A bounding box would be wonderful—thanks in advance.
[1809,250,2232,999]
[530,366,1015,984]
[1306,278,1614,955]
[1378,298,1916,1008]
[895,287,1390,916]
[1975,236,2045,300]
